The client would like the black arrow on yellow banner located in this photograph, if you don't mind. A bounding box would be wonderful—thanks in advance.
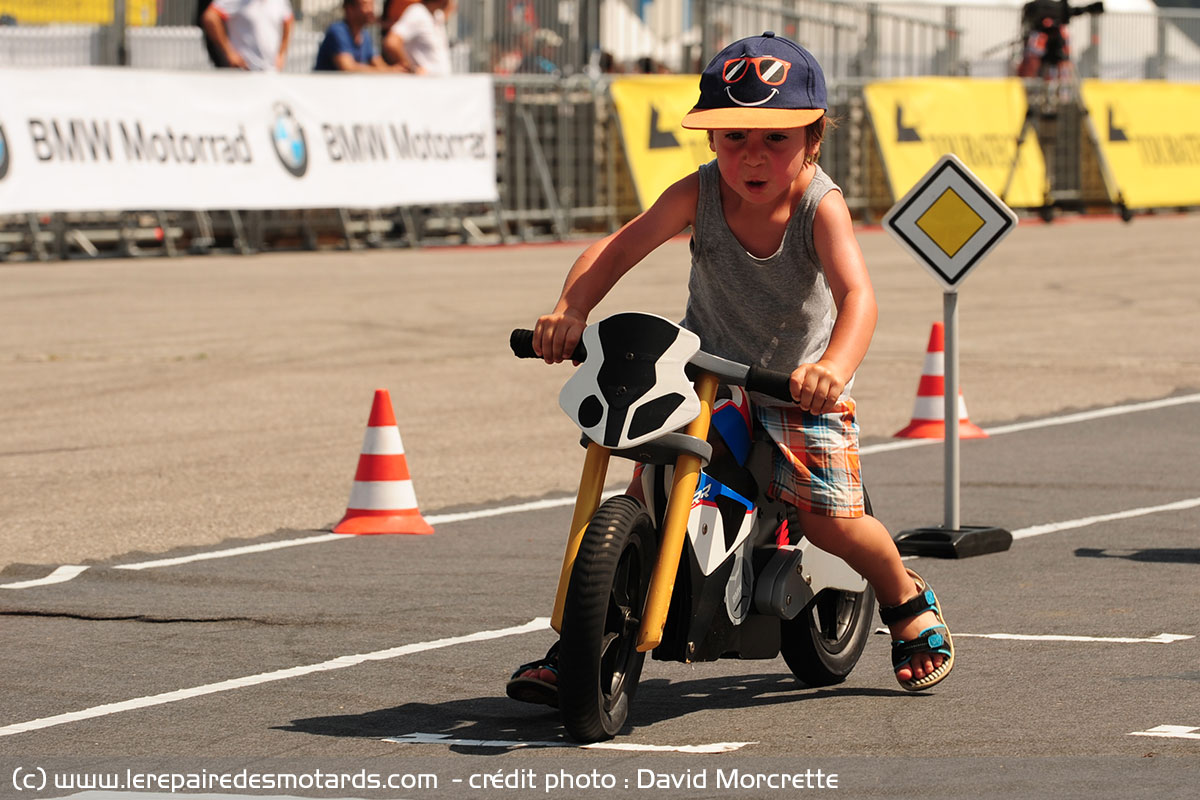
[896,105,921,142]
[1107,106,1129,142]
[649,107,680,149]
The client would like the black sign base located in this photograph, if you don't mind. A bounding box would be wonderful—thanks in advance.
[893,525,1013,559]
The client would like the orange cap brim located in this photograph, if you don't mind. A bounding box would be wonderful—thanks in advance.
[681,107,825,130]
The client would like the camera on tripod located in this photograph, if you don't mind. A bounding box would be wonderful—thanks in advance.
[1018,1,1105,78]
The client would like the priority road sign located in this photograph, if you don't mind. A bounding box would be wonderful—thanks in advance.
[883,153,1017,559]
[882,154,1018,293]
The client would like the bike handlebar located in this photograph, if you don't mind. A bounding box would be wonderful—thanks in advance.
[510,328,795,404]
[745,364,795,404]
[509,328,587,362]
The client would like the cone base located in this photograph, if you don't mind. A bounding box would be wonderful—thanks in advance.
[893,419,988,440]
[334,511,434,536]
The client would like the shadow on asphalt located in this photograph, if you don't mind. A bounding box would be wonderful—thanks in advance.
[277,672,909,752]
[1074,547,1200,564]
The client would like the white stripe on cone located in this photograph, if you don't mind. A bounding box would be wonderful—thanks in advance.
[912,394,971,421]
[360,426,405,455]
[347,480,419,511]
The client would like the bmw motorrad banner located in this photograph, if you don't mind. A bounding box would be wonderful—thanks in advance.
[0,69,497,212]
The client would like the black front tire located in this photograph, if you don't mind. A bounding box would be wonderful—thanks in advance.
[558,495,656,742]
[780,585,876,687]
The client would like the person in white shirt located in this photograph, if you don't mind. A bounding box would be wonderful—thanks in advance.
[202,0,294,72]
[382,0,455,75]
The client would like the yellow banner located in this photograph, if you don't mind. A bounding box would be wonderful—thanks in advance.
[610,76,710,210]
[0,1,157,26]
[864,78,1045,209]
[1081,80,1200,209]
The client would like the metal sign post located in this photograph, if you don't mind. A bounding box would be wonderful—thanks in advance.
[882,154,1016,558]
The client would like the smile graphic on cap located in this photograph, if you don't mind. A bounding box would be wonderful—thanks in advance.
[722,56,791,107]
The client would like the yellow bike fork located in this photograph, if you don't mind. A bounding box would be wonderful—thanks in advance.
[548,373,719,651]
[637,372,718,651]
[550,441,610,633]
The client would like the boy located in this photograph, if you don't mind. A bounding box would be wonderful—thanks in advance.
[508,32,954,704]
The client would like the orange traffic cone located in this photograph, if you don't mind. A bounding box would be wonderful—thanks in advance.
[893,323,987,440]
[334,389,433,535]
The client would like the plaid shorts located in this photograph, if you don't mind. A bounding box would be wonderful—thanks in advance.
[754,399,865,518]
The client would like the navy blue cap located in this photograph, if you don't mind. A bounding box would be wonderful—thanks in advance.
[682,31,827,130]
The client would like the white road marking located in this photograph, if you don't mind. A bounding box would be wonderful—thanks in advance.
[0,565,90,589]
[874,629,1193,644]
[861,392,1200,454]
[954,632,1194,644]
[0,617,551,738]
[4,393,1199,590]
[112,533,345,571]
[385,732,755,753]
[1011,498,1200,540]
[1129,725,1200,740]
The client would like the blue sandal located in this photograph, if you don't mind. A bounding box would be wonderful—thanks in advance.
[505,642,559,708]
[879,569,955,691]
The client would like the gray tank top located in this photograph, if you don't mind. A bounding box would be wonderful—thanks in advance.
[682,160,844,403]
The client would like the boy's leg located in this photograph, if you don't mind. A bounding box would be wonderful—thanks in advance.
[796,511,945,683]
[756,400,949,686]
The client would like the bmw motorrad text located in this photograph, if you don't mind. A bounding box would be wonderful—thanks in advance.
[9,764,841,794]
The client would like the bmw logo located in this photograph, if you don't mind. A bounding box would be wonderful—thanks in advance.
[270,103,307,178]
[0,124,9,181]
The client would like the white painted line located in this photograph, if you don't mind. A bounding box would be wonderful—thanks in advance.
[954,632,1194,644]
[1129,725,1200,740]
[386,732,756,753]
[1011,498,1200,540]
[983,393,1200,437]
[425,493,619,526]
[0,565,89,589]
[873,629,1193,644]
[861,392,1200,454]
[0,617,551,738]
[112,533,345,571]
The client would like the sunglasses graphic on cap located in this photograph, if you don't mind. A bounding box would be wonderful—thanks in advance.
[722,56,791,86]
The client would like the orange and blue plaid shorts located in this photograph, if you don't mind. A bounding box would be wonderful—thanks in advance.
[754,399,865,518]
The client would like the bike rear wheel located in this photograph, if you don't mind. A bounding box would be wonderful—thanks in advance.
[780,585,876,687]
[559,495,656,742]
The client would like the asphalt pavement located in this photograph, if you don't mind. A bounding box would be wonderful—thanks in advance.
[1,214,1198,799]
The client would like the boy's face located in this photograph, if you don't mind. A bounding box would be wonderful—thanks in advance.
[708,128,811,204]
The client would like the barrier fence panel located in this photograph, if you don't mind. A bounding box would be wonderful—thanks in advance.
[0,1,1196,261]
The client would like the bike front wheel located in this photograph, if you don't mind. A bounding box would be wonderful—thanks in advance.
[559,495,656,742]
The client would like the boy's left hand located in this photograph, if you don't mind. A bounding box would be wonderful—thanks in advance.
[789,361,845,415]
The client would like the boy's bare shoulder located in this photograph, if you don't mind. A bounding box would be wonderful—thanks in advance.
[646,170,702,227]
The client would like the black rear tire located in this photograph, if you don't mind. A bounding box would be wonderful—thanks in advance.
[780,585,876,687]
[559,495,656,742]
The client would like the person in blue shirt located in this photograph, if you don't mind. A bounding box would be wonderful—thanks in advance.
[314,0,396,71]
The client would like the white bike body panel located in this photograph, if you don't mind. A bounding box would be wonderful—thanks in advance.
[688,473,757,577]
[797,540,870,594]
[559,313,701,449]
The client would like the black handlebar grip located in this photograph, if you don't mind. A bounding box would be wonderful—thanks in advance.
[510,329,539,358]
[509,329,587,362]
[746,364,796,404]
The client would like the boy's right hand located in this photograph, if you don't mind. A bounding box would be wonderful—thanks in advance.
[533,309,587,364]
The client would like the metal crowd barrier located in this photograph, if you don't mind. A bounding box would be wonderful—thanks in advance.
[1,0,1197,260]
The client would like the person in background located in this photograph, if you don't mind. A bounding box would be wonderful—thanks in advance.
[380,0,418,35]
[382,0,456,75]
[201,0,294,71]
[314,0,394,72]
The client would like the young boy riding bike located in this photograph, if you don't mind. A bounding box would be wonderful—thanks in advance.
[508,32,954,705]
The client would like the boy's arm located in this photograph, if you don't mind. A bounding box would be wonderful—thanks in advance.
[534,173,699,363]
[791,189,878,414]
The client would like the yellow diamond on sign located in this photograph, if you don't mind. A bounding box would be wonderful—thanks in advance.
[915,189,985,258]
